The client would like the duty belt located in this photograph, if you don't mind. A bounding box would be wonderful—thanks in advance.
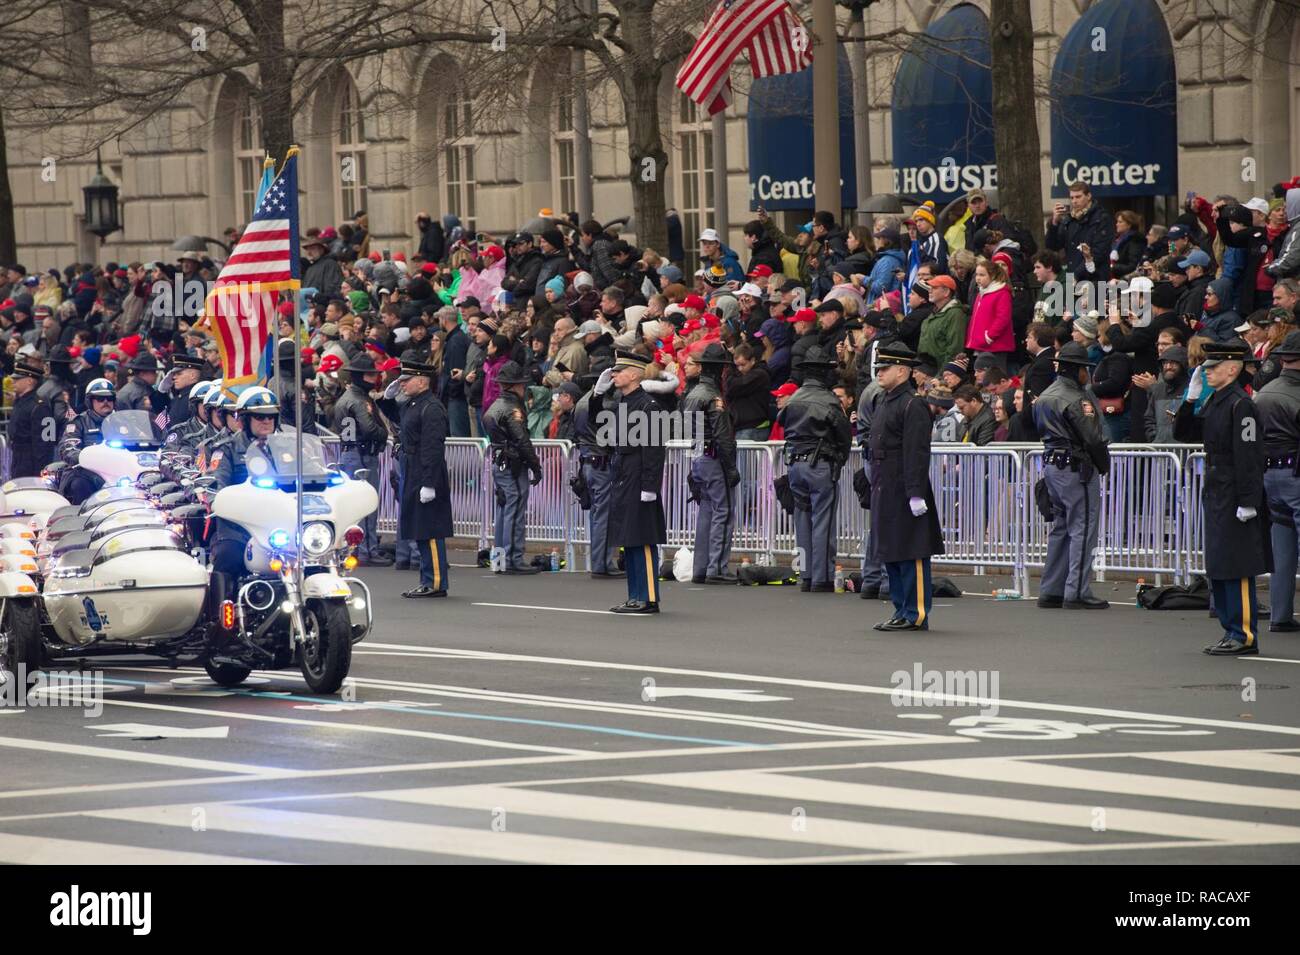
[1045,450,1081,471]
[582,453,611,469]
[1265,455,1297,470]
[787,450,818,463]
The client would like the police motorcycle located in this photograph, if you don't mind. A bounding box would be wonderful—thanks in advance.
[203,387,378,692]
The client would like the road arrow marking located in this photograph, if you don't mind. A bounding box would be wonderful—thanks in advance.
[92,723,230,739]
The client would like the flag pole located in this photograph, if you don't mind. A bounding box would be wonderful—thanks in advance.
[283,144,305,593]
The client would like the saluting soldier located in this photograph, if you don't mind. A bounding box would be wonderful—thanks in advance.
[1176,339,1270,656]
[333,354,394,566]
[56,377,118,503]
[7,358,58,478]
[868,342,945,631]
[116,352,158,411]
[395,356,454,598]
[777,345,852,593]
[1033,341,1111,610]
[164,353,207,428]
[1254,329,1300,633]
[572,373,623,577]
[602,350,668,614]
[483,360,543,574]
[681,342,741,584]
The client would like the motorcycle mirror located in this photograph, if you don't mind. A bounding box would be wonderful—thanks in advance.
[354,469,368,482]
[180,478,194,488]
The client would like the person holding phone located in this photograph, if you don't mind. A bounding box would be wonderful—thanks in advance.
[1045,180,1114,278]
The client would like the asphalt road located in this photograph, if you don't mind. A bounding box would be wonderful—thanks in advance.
[2,551,1299,865]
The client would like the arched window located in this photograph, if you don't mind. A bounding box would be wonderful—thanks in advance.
[334,76,368,221]
[553,63,576,215]
[676,92,714,274]
[234,91,263,224]
[443,88,477,234]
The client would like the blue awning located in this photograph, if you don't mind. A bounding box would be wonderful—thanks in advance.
[890,4,996,203]
[746,45,856,212]
[1050,0,1177,197]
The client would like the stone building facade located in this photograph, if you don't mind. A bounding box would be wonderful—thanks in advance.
[5,0,1297,272]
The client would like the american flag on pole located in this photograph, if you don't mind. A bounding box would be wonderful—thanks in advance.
[203,149,300,386]
[675,0,813,115]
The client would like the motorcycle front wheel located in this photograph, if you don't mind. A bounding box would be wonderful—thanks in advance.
[0,599,43,691]
[298,599,352,694]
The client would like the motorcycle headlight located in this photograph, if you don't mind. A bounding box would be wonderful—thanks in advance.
[301,522,334,556]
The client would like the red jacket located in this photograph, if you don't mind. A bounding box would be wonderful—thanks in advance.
[965,282,1013,353]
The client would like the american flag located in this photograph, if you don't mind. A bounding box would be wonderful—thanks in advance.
[675,0,813,115]
[203,151,300,385]
[153,408,170,431]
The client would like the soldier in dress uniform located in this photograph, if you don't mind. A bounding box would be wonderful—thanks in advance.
[116,352,159,411]
[483,360,543,574]
[395,356,454,597]
[868,342,946,631]
[1176,339,1270,656]
[602,349,668,614]
[681,342,741,584]
[38,346,75,436]
[333,354,394,566]
[163,379,215,450]
[1033,342,1111,610]
[571,373,624,578]
[7,358,57,478]
[56,377,117,504]
[1254,329,1300,633]
[777,345,851,593]
[164,353,206,428]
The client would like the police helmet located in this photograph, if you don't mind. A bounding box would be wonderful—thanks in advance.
[235,386,280,415]
[84,378,116,401]
[204,384,227,409]
[190,380,215,404]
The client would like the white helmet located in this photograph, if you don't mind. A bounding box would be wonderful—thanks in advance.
[234,386,280,414]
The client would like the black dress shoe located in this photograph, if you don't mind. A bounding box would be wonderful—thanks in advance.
[504,566,542,575]
[1203,637,1258,656]
[590,570,627,579]
[393,562,411,571]
[691,575,707,584]
[1037,595,1064,608]
[1270,619,1300,633]
[360,555,394,567]
[877,617,926,632]
[799,580,811,593]
[610,600,659,614]
[401,586,447,598]
[705,574,739,584]
[872,617,903,631]
[1064,597,1109,609]
[810,582,835,593]
[858,586,880,600]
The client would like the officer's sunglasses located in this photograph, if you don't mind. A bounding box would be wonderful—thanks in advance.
[245,412,277,422]
[91,396,115,406]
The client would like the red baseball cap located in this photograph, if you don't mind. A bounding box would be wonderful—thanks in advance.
[681,318,703,335]
[682,294,707,311]
[771,382,798,397]
[788,307,817,324]
[702,312,720,329]
[747,264,773,280]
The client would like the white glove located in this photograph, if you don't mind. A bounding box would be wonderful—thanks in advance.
[640,491,657,502]
[594,367,615,395]
[419,486,436,503]
[909,496,928,517]
[1236,506,1256,522]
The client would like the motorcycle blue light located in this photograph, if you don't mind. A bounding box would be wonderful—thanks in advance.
[329,474,345,485]
[254,477,277,489]
[107,440,124,449]
[269,528,290,548]
[116,477,132,487]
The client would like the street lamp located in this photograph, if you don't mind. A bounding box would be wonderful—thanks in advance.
[82,149,120,242]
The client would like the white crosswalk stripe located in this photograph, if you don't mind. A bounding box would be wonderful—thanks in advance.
[10,748,1298,864]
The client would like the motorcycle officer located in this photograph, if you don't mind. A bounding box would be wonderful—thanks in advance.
[56,378,117,504]
[332,353,393,566]
[164,379,215,451]
[195,384,231,470]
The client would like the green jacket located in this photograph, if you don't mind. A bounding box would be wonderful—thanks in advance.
[762,220,811,286]
[917,299,969,370]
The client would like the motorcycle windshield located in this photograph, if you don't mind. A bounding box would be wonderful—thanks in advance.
[101,411,162,448]
[247,432,333,484]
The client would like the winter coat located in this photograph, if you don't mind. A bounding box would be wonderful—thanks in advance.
[726,363,772,431]
[965,282,1014,353]
[1265,188,1300,280]
[417,219,446,262]
[1221,224,1273,315]
[746,237,784,276]
[917,299,969,371]
[865,248,906,301]
[1046,201,1116,275]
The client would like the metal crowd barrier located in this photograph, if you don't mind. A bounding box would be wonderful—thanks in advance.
[1183,452,1207,579]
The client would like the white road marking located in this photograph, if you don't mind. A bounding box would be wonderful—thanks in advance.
[91,697,586,755]
[1138,750,1300,776]
[0,832,286,865]
[0,734,272,775]
[94,723,231,739]
[84,803,765,865]
[363,784,1075,859]
[883,756,1300,811]
[648,688,792,703]
[1250,657,1300,664]
[362,642,1300,738]
[471,602,648,616]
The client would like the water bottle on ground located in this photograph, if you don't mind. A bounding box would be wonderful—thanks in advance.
[993,588,1022,600]
[834,564,845,594]
[550,548,560,572]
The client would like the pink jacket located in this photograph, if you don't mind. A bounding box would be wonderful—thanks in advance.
[965,282,1013,353]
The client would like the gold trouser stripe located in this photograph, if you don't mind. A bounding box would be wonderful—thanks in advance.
[645,546,657,604]
[1240,578,1253,647]
[914,559,927,627]
[427,540,442,591]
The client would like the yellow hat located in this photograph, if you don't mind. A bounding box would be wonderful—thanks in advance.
[913,201,936,226]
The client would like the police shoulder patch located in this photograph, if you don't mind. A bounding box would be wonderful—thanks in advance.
[1080,401,1095,417]
[210,451,223,465]
[512,409,524,422]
